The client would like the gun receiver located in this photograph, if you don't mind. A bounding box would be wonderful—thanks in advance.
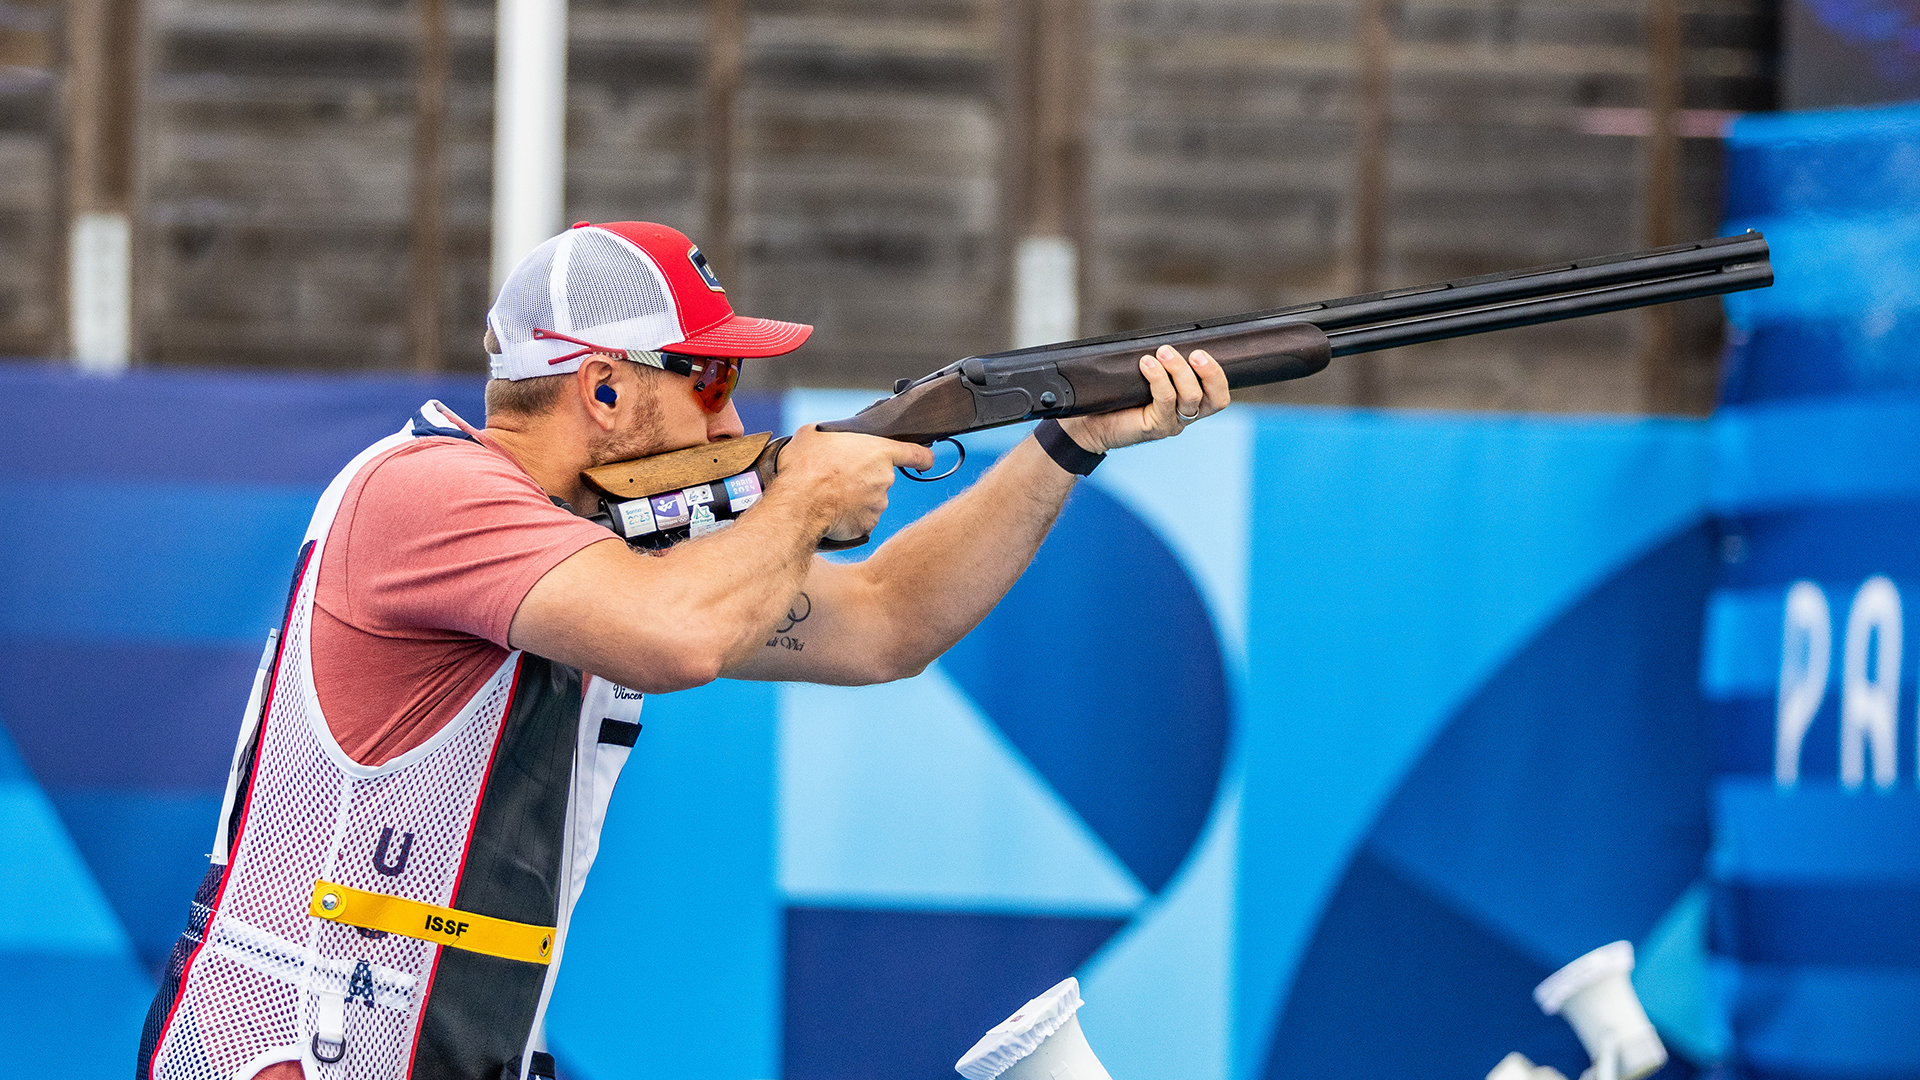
[582,232,1771,548]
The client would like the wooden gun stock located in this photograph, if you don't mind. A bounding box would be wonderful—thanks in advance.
[581,432,774,503]
[580,432,865,552]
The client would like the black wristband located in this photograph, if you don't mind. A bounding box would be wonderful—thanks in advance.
[1034,418,1105,476]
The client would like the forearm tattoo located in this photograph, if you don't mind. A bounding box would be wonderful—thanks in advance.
[767,592,811,652]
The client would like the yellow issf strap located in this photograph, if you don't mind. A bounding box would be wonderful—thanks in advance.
[308,880,554,966]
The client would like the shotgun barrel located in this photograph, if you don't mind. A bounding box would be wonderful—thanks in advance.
[816,231,1771,442]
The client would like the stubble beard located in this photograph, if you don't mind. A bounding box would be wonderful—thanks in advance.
[585,384,670,467]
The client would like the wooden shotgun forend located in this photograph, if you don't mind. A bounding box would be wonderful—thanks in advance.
[816,320,1331,440]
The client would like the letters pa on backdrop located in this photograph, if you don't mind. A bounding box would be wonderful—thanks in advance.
[1776,575,1907,790]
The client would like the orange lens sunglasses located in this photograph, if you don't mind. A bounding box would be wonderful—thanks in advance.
[532,328,742,414]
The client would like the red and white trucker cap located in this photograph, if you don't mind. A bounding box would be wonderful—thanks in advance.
[486,221,813,380]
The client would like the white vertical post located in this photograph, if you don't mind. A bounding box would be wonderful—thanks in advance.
[69,211,131,373]
[64,0,138,371]
[1013,235,1077,348]
[492,0,568,292]
[1005,0,1086,352]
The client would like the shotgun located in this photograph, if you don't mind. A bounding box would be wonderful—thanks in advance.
[581,231,1771,549]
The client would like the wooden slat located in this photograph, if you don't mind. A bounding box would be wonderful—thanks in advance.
[0,26,48,68]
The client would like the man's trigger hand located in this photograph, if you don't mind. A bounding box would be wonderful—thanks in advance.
[776,426,933,542]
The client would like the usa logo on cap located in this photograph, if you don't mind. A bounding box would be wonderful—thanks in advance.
[688,247,725,293]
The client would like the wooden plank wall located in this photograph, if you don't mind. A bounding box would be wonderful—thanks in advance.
[0,0,1775,413]
[1091,0,1775,410]
[0,0,57,358]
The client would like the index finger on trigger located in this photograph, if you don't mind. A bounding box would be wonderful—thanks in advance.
[893,440,937,472]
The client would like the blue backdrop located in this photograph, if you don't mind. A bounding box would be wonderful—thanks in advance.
[1706,101,1920,1080]
[8,100,1913,1080]
[0,371,1720,1080]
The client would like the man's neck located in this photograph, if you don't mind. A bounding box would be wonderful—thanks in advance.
[484,417,596,512]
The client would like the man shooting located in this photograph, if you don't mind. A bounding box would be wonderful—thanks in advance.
[138,220,1228,1080]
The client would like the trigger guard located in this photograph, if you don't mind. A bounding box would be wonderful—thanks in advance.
[900,437,965,482]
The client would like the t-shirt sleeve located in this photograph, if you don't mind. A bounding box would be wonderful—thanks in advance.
[327,438,616,647]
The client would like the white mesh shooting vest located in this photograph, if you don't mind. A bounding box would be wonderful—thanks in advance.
[141,403,642,1080]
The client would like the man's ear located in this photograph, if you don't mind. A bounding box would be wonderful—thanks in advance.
[577,357,621,427]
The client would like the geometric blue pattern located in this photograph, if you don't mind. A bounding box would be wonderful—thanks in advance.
[2,364,1763,1079]
[1709,100,1920,1080]
[771,427,1232,1080]
[0,364,492,1070]
[1267,522,1719,1080]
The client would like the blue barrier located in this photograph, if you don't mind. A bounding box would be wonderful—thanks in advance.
[1708,101,1920,1080]
[0,365,1725,1080]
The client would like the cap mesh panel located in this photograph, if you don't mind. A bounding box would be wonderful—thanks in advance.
[565,229,673,337]
[489,234,561,348]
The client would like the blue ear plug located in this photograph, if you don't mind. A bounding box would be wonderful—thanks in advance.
[595,385,617,405]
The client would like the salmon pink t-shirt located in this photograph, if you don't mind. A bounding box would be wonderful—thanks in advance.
[309,414,614,766]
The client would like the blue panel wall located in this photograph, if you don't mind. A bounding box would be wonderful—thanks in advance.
[1706,102,1920,1080]
[1,367,1725,1079]
[1237,412,1717,1080]
[0,365,487,1074]
[0,365,485,973]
